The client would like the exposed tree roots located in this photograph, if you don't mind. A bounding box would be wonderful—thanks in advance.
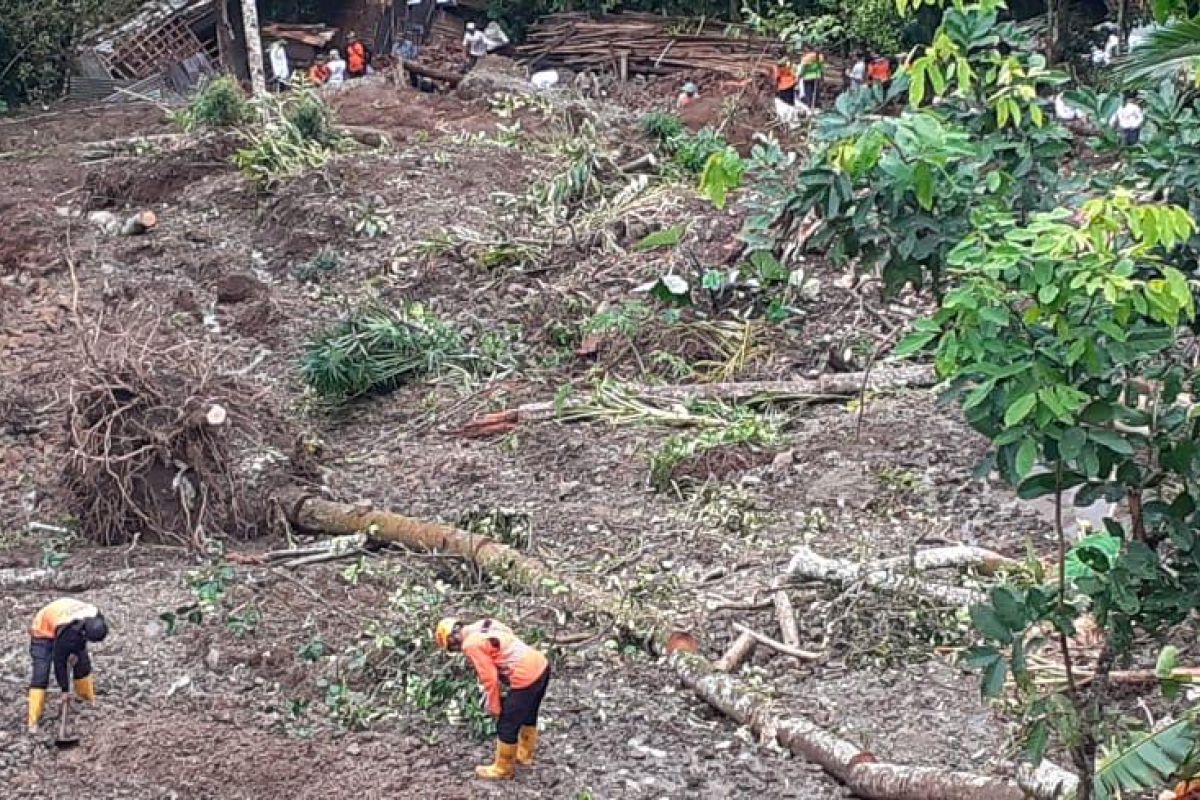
[62,324,281,547]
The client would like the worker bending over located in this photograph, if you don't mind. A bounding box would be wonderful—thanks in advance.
[436,617,550,780]
[27,598,108,733]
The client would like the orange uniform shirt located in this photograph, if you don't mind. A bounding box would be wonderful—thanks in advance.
[461,619,548,716]
[868,58,891,82]
[773,64,797,91]
[348,42,367,74]
[309,64,330,85]
[30,598,98,639]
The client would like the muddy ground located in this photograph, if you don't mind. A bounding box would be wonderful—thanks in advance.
[0,70,1189,799]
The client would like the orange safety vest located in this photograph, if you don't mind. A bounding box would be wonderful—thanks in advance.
[309,64,330,85]
[347,41,367,73]
[461,619,548,715]
[31,598,98,639]
[773,64,797,91]
[868,58,891,82]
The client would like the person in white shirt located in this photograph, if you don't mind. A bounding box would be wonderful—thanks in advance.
[847,52,867,90]
[1110,95,1144,146]
[463,23,488,70]
[268,40,290,90]
[326,48,346,86]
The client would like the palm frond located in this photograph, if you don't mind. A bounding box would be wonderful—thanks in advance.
[1093,717,1198,800]
[1113,18,1200,86]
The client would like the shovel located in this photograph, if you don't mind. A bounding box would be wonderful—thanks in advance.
[55,655,80,750]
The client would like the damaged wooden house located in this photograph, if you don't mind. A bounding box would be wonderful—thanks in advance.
[72,0,227,101]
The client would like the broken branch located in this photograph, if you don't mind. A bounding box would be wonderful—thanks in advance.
[788,546,984,607]
[731,623,822,661]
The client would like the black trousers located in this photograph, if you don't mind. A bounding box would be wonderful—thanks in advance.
[30,637,91,691]
[776,86,796,106]
[496,666,550,745]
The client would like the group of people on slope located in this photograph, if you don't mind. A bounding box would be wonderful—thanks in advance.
[301,32,372,88]
[769,49,893,122]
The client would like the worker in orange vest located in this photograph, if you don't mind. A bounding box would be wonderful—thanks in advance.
[867,53,893,85]
[1169,779,1200,799]
[27,598,109,733]
[346,32,370,79]
[436,617,550,780]
[308,54,330,86]
[772,58,798,108]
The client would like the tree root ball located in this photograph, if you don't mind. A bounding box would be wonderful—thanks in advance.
[61,332,289,548]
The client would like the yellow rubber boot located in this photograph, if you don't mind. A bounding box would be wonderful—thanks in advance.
[27,688,46,733]
[75,675,96,703]
[475,741,517,780]
[516,726,538,766]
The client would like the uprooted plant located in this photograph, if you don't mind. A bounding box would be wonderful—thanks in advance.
[173,75,254,130]
[649,409,782,492]
[300,301,468,403]
[232,87,348,189]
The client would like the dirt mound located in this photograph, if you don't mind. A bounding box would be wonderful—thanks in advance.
[82,134,239,210]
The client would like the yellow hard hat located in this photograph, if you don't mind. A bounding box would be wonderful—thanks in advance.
[435,617,460,651]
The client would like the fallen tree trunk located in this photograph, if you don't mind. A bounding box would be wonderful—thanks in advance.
[789,546,984,606]
[454,365,937,437]
[871,546,1016,576]
[403,60,464,87]
[672,651,1078,800]
[278,490,675,647]
[713,630,756,671]
[0,566,157,592]
[282,490,1073,800]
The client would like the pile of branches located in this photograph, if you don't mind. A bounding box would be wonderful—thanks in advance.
[62,326,278,548]
[517,12,781,78]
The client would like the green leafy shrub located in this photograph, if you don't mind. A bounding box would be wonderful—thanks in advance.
[670,127,731,174]
[293,249,339,283]
[231,88,345,189]
[640,111,685,143]
[286,92,338,145]
[176,76,253,130]
[300,302,465,402]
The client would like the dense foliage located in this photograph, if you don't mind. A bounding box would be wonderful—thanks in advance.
[0,0,139,108]
[735,0,1200,795]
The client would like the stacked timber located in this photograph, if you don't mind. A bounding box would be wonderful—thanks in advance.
[516,12,782,78]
